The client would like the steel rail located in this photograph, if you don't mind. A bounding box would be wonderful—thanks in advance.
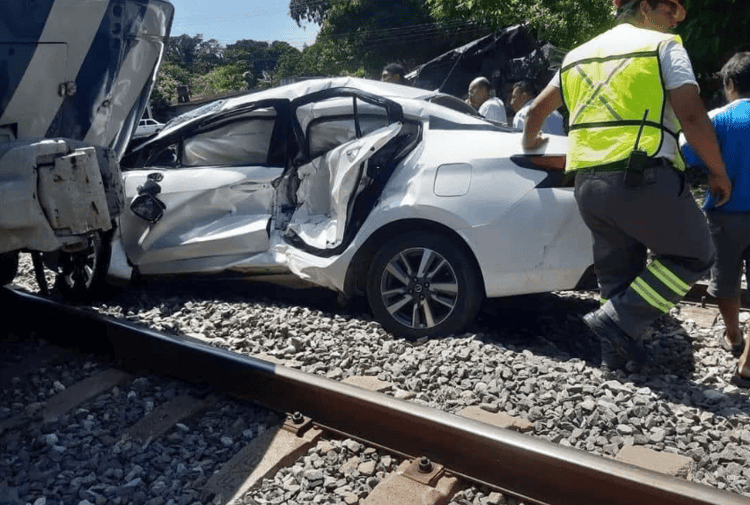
[3,287,747,505]
[685,282,750,310]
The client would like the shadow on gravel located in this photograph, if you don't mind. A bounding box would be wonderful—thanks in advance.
[474,291,750,420]
[55,274,346,314]
[42,277,750,421]
[473,291,603,367]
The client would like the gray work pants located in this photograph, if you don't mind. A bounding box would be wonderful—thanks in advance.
[574,165,715,338]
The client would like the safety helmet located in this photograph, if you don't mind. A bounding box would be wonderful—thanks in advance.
[613,0,686,23]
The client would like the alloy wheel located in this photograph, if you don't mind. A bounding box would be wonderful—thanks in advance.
[379,246,459,329]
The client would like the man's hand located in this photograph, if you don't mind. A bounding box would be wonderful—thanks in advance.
[669,84,731,204]
[521,84,563,152]
[522,132,549,150]
[708,172,732,206]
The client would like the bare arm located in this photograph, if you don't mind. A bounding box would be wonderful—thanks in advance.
[669,83,731,205]
[522,84,563,150]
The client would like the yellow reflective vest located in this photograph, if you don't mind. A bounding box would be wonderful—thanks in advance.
[560,23,685,172]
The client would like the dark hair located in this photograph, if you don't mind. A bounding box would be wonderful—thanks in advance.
[616,0,659,19]
[721,52,750,94]
[383,63,406,78]
[512,79,536,96]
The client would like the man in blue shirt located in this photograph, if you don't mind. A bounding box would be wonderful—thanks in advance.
[682,51,750,386]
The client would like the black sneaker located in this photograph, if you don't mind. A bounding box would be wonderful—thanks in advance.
[583,308,646,369]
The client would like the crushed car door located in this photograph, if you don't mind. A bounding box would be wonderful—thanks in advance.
[284,122,403,252]
[280,89,419,256]
[119,103,289,273]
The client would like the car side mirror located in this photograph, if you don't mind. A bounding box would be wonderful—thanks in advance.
[130,194,166,223]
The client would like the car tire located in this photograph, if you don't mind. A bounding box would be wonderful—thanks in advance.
[0,251,19,286]
[55,232,110,299]
[366,232,483,339]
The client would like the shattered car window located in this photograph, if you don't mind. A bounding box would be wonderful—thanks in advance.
[161,99,226,133]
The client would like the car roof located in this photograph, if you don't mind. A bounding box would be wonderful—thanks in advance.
[223,77,433,107]
[133,77,566,157]
[146,78,477,141]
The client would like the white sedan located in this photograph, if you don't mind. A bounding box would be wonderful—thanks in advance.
[89,77,592,338]
[133,118,164,138]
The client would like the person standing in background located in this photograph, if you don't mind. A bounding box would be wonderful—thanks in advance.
[511,80,565,135]
[682,52,750,386]
[381,63,407,85]
[468,77,507,124]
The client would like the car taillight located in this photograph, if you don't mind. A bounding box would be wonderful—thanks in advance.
[526,155,566,171]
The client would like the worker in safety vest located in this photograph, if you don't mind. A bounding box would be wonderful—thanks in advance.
[521,0,732,370]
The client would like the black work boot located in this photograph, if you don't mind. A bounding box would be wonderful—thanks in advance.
[583,308,646,370]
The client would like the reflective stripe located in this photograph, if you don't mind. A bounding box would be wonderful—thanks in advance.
[647,260,690,297]
[632,277,673,314]
[569,58,630,125]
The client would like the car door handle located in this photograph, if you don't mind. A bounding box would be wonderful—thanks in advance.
[230,182,268,193]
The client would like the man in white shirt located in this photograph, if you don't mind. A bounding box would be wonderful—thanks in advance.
[468,77,507,124]
[510,80,565,135]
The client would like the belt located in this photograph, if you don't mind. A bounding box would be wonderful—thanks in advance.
[572,157,673,174]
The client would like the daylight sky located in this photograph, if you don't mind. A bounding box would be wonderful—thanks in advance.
[169,0,320,48]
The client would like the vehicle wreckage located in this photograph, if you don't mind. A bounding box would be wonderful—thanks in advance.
[114,77,593,338]
[0,0,174,293]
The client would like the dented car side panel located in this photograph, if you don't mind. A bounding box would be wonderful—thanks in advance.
[119,165,282,272]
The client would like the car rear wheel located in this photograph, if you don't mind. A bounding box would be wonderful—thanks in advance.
[366,232,483,339]
[55,232,110,298]
[0,251,19,286]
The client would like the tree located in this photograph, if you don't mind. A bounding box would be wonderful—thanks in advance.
[266,38,365,87]
[677,0,750,103]
[426,0,613,50]
[166,34,204,65]
[289,0,331,25]
[190,64,248,97]
[285,0,492,79]
[151,62,192,109]
[424,0,750,102]
[225,40,298,78]
[193,38,225,73]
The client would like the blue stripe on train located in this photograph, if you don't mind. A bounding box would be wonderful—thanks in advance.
[45,0,149,141]
[0,0,57,123]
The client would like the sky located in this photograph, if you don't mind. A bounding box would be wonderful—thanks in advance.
[169,0,320,49]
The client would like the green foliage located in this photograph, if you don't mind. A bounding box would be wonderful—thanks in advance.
[151,62,191,108]
[153,35,302,108]
[166,34,202,65]
[153,0,750,113]
[282,0,493,80]
[677,0,750,101]
[265,38,365,88]
[190,64,249,97]
[289,0,331,25]
[426,0,614,50]
[424,0,750,102]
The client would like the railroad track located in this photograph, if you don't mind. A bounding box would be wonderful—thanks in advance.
[1,286,746,505]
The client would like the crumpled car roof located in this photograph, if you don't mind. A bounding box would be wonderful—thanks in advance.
[132,76,490,154]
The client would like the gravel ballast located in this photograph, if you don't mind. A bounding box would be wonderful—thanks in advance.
[4,255,750,503]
